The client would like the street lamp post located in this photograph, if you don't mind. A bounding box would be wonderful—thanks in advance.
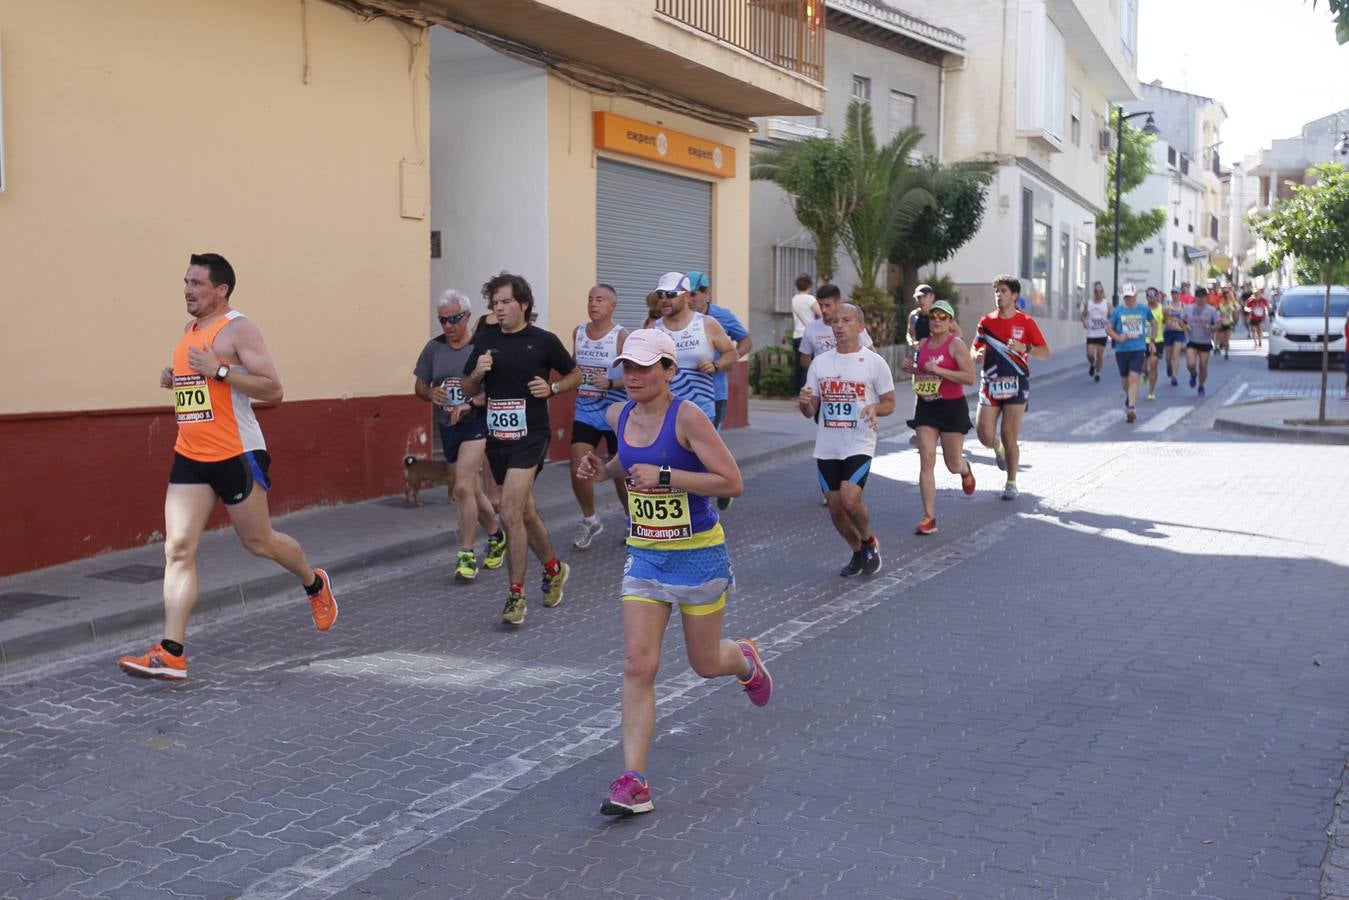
[1112,106,1161,305]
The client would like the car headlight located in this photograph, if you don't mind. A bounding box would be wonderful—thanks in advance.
[1271,324,1284,337]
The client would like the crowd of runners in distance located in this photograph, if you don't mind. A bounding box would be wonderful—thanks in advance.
[1079,279,1274,422]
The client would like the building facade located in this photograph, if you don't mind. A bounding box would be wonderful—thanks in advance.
[1117,139,1208,292]
[1122,81,1227,284]
[904,0,1141,348]
[747,0,964,347]
[0,0,824,575]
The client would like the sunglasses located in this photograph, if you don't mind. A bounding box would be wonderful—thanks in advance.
[929,311,952,321]
[655,290,681,300]
[438,311,470,325]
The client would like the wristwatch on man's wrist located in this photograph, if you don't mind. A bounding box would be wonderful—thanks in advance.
[658,465,672,487]
[213,364,230,382]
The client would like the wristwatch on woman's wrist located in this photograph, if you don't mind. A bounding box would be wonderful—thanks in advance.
[658,465,672,487]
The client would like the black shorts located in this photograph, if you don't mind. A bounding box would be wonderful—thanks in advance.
[486,432,550,485]
[169,450,271,506]
[1187,341,1213,353]
[1216,323,1233,332]
[816,455,872,493]
[1085,336,1108,347]
[570,420,617,454]
[913,396,972,434]
[978,374,1029,407]
[1148,341,1165,357]
[438,417,486,464]
[1115,349,1146,376]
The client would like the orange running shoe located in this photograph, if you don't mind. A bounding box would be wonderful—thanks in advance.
[960,464,976,496]
[915,515,938,535]
[308,567,338,632]
[117,643,187,681]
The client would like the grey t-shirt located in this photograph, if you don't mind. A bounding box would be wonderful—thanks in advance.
[1182,304,1220,345]
[413,334,478,426]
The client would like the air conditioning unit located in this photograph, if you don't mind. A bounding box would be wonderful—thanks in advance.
[1098,129,1116,154]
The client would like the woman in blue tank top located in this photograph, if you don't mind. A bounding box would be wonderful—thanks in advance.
[575,328,774,818]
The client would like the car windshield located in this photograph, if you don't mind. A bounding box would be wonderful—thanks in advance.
[1278,291,1349,318]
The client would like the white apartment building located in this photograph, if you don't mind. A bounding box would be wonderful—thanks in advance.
[1122,82,1227,284]
[748,0,965,347]
[901,0,1141,350]
[1117,138,1207,291]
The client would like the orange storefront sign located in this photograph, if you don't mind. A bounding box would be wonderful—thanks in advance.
[593,112,736,178]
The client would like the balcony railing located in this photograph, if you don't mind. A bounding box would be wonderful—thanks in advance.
[655,0,825,82]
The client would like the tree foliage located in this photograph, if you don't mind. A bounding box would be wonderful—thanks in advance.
[750,136,857,281]
[838,102,936,291]
[1247,259,1274,279]
[888,157,996,302]
[1095,109,1166,258]
[1309,0,1349,44]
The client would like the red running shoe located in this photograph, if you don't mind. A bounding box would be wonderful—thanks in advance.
[915,515,938,535]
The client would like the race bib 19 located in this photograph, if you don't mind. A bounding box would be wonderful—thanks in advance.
[173,373,214,423]
[441,377,464,408]
[986,376,1020,400]
[487,398,527,441]
[628,486,693,542]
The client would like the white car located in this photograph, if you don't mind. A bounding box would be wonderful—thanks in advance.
[1267,285,1349,369]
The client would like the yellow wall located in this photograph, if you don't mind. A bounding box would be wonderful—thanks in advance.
[545,76,751,331]
[0,0,429,414]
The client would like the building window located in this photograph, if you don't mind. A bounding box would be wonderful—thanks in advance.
[1210,215,1219,241]
[1070,91,1082,146]
[1032,221,1052,316]
[773,242,817,314]
[1173,241,1179,258]
[1167,146,1177,167]
[1058,229,1071,319]
[1075,239,1090,311]
[1042,21,1066,142]
[888,91,916,139]
[852,75,871,103]
[1121,0,1138,61]
[1020,188,1034,279]
[1180,156,1189,176]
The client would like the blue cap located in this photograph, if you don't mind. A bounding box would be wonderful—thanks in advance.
[686,271,710,291]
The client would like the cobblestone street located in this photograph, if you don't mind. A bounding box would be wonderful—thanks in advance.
[4,344,1349,899]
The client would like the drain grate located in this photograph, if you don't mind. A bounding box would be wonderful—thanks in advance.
[87,564,164,584]
[0,592,76,617]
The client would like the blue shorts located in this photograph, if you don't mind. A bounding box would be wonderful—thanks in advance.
[1163,330,1186,346]
[621,542,733,615]
[1115,350,1146,376]
[438,418,487,463]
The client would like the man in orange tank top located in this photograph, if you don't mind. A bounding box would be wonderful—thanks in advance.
[117,253,338,682]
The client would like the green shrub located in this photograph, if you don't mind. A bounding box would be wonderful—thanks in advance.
[851,284,897,345]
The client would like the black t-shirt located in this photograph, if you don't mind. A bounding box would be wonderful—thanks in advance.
[464,324,575,441]
[912,309,931,341]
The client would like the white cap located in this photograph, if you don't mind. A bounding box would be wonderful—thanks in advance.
[655,271,692,294]
[614,329,677,366]
[1121,282,1138,297]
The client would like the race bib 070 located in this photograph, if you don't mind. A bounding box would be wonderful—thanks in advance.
[628,486,693,542]
[487,398,527,441]
[173,373,214,423]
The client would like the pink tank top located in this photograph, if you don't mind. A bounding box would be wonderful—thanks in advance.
[914,335,965,401]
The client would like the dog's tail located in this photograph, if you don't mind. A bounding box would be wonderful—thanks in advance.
[404,454,417,467]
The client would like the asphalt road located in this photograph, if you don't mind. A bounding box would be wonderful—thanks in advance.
[3,336,1348,900]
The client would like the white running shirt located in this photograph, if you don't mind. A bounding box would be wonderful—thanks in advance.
[800,317,874,357]
[806,347,895,460]
[1083,300,1110,339]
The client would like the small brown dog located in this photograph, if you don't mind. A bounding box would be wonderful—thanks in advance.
[403,455,453,506]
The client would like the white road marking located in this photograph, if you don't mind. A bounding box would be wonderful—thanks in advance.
[1225,382,1249,406]
[1136,405,1194,433]
[1070,409,1122,436]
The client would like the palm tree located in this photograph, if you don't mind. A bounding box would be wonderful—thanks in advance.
[750,134,856,282]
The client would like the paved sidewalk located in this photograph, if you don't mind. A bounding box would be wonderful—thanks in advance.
[0,401,829,669]
[1214,395,1349,444]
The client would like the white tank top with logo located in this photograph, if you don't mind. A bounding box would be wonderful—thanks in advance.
[654,313,716,419]
[573,323,627,429]
[1084,300,1110,339]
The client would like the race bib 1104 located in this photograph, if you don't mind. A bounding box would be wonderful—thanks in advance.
[986,376,1020,400]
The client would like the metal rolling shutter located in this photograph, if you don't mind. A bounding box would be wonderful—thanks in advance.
[596,158,712,329]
